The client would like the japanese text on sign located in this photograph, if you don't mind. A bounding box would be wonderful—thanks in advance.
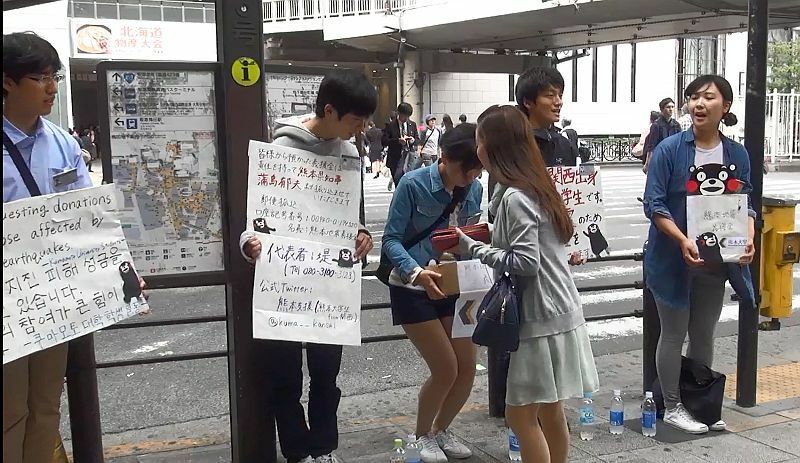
[2,185,149,364]
[687,194,749,264]
[548,166,608,259]
[252,233,361,346]
[247,141,361,248]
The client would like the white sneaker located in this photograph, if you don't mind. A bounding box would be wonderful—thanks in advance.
[417,434,447,463]
[709,419,727,431]
[297,458,314,463]
[664,404,709,434]
[314,454,340,463]
[435,429,472,459]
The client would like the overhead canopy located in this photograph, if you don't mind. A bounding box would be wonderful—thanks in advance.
[323,0,800,53]
[2,0,59,10]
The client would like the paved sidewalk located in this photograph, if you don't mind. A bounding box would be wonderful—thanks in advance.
[86,323,800,463]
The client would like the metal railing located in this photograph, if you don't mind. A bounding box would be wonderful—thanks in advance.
[69,0,216,23]
[581,134,640,163]
[88,251,645,369]
[730,90,799,163]
[262,0,433,22]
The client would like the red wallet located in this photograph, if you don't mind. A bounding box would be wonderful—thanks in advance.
[431,223,491,253]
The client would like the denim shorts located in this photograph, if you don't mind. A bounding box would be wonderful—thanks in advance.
[389,285,457,326]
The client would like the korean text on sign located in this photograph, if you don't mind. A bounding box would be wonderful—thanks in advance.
[2,185,148,364]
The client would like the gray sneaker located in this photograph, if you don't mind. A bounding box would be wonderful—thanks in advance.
[709,419,727,431]
[315,454,341,463]
[435,429,472,459]
[664,403,709,434]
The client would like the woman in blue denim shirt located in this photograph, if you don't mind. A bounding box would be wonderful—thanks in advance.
[382,123,483,460]
[643,75,756,435]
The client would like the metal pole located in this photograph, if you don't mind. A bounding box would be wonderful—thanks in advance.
[66,336,104,463]
[216,1,276,460]
[487,348,510,418]
[738,0,768,408]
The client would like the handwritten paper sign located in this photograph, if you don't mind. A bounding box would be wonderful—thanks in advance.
[252,233,361,345]
[3,185,148,364]
[247,141,361,248]
[548,165,607,259]
[687,194,749,263]
[452,260,495,339]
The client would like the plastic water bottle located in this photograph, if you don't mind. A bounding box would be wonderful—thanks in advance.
[389,438,405,463]
[579,392,596,441]
[642,391,657,437]
[404,435,421,463]
[507,428,522,461]
[610,389,624,435]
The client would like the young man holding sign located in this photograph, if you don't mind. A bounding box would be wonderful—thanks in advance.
[240,70,376,463]
[3,32,151,463]
[2,32,94,463]
[513,67,584,266]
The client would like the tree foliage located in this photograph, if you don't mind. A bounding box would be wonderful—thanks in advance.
[768,39,799,92]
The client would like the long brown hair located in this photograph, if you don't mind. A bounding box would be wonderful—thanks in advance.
[477,105,574,243]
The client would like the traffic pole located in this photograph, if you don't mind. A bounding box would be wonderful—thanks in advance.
[66,335,104,463]
[737,0,768,408]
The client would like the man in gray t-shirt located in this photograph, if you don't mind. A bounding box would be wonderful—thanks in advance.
[419,114,442,165]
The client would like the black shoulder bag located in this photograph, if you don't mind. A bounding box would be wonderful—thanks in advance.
[3,131,42,197]
[376,186,465,285]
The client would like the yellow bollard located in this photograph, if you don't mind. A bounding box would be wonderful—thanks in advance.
[759,197,800,330]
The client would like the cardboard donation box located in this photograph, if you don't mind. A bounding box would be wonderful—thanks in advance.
[425,261,460,296]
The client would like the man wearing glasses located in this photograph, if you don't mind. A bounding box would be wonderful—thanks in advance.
[3,32,93,463]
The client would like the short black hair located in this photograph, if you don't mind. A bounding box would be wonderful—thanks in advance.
[684,74,738,126]
[314,70,377,119]
[649,111,660,123]
[440,122,481,171]
[3,32,62,97]
[515,66,564,114]
[658,98,675,110]
[458,114,467,123]
[397,102,413,116]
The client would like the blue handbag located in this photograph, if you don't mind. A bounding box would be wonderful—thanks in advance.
[472,252,520,352]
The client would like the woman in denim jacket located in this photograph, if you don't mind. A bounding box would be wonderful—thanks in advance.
[382,123,483,461]
[643,75,756,435]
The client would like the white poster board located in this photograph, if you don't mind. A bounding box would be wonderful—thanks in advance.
[548,165,607,259]
[3,185,149,364]
[105,67,223,276]
[246,141,361,248]
[687,194,749,263]
[451,260,495,339]
[252,233,361,345]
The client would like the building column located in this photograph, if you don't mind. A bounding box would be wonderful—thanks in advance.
[400,51,424,120]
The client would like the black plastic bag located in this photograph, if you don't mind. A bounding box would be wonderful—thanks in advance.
[652,356,726,426]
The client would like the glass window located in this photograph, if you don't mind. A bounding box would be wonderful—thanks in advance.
[141,6,162,21]
[96,4,118,19]
[72,1,95,18]
[183,6,205,23]
[163,6,183,21]
[205,8,215,23]
[119,5,141,20]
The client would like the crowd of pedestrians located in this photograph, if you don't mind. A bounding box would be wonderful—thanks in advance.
[3,31,759,463]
